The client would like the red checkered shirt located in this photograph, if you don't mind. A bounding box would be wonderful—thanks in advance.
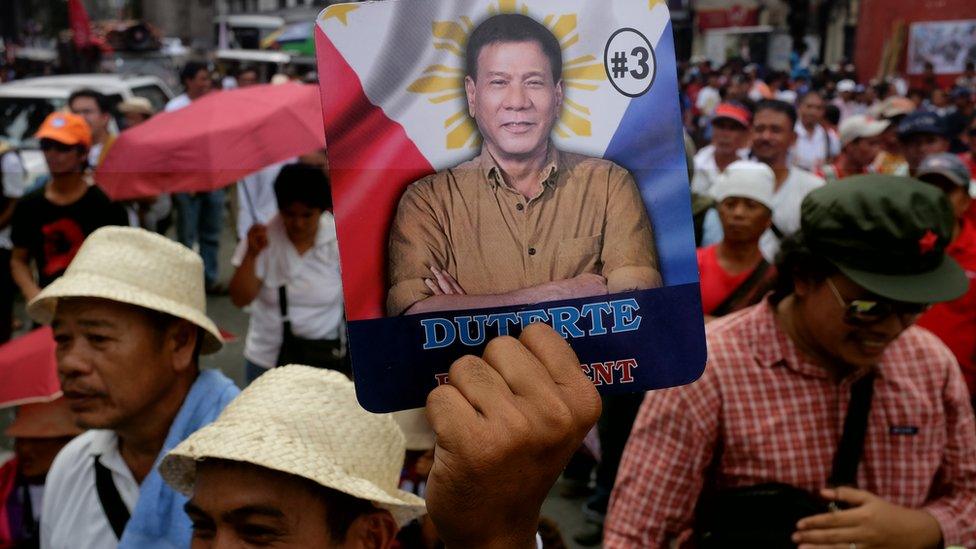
[605,301,976,548]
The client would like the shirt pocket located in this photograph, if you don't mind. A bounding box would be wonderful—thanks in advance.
[556,235,601,279]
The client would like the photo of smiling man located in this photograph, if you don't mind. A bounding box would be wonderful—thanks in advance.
[387,13,661,317]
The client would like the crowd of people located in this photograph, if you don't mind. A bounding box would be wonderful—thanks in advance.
[0,44,974,549]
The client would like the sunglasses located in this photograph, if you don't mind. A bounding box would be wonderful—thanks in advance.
[825,278,929,325]
[39,139,77,153]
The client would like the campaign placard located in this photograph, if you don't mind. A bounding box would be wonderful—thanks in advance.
[315,0,706,412]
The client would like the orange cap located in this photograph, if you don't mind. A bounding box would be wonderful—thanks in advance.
[4,397,84,439]
[34,111,92,148]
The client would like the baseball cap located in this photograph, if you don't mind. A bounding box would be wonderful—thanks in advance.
[711,160,775,211]
[897,111,948,139]
[839,115,889,147]
[712,102,751,128]
[800,175,967,304]
[837,79,856,93]
[34,111,92,148]
[870,96,916,120]
[916,153,972,188]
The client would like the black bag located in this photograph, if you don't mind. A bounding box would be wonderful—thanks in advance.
[694,372,876,548]
[275,286,350,375]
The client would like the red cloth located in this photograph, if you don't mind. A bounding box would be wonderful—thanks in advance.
[696,244,753,315]
[605,301,976,547]
[0,458,17,547]
[917,218,976,395]
[67,0,92,48]
[0,328,60,407]
[960,153,976,226]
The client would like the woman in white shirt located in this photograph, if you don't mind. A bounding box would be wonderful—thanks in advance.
[229,164,345,385]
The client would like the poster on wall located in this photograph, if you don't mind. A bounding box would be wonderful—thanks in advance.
[315,0,706,412]
[907,19,976,75]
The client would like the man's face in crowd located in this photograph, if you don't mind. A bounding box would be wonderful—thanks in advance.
[798,94,824,127]
[69,96,110,140]
[930,89,948,108]
[845,136,883,169]
[795,274,921,370]
[40,139,86,176]
[465,40,562,165]
[15,436,75,481]
[717,197,771,244]
[237,70,259,87]
[186,69,212,98]
[751,109,795,166]
[52,298,193,431]
[186,460,396,549]
[922,174,973,221]
[903,133,949,173]
[711,118,747,155]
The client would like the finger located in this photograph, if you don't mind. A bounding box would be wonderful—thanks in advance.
[425,278,444,295]
[425,382,479,447]
[444,355,519,419]
[481,335,559,400]
[432,267,457,294]
[823,487,873,507]
[797,544,859,549]
[518,323,601,424]
[793,526,864,546]
[797,508,865,530]
[444,273,466,295]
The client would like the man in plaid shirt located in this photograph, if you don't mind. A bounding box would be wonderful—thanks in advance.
[606,175,976,548]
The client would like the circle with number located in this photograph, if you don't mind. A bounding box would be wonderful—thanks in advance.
[603,28,656,98]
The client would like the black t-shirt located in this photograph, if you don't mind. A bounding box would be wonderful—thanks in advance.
[10,184,129,287]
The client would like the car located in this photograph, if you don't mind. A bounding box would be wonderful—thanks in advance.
[0,73,174,182]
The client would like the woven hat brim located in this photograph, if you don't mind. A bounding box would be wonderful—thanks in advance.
[159,428,427,527]
[27,271,223,354]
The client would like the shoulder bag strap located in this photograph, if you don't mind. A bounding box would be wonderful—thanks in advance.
[828,371,876,487]
[710,260,772,317]
[278,285,294,338]
[93,456,130,540]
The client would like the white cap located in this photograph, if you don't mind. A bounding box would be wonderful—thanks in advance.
[837,79,856,93]
[839,114,889,147]
[711,160,775,211]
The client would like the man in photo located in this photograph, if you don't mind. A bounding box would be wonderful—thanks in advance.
[387,13,660,316]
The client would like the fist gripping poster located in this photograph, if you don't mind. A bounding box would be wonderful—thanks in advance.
[315,0,706,412]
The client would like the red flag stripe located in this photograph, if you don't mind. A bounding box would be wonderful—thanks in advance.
[315,28,436,320]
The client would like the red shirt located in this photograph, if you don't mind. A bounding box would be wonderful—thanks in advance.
[605,301,976,548]
[696,244,753,315]
[917,218,976,395]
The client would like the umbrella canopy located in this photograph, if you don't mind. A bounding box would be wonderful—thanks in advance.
[0,327,61,408]
[96,82,325,200]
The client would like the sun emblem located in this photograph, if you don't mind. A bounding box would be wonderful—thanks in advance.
[406,0,608,150]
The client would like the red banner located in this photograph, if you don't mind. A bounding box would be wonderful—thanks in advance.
[68,0,93,48]
[697,6,760,30]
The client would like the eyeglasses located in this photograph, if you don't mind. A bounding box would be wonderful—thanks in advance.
[825,278,929,325]
[39,140,76,153]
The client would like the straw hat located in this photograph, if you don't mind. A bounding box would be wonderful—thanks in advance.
[392,408,435,451]
[159,366,427,526]
[28,226,223,354]
[4,397,84,439]
[117,96,156,117]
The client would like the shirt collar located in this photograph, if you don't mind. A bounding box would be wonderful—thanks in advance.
[479,144,560,191]
[86,430,119,458]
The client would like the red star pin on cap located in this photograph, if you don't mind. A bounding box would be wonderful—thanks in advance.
[918,229,938,255]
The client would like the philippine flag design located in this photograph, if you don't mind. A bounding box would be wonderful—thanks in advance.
[315,0,705,412]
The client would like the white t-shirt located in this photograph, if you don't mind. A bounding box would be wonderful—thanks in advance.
[232,212,344,369]
[41,430,140,549]
[236,161,292,239]
[690,144,750,196]
[696,86,721,117]
[791,121,840,172]
[1,150,26,249]
[759,167,825,261]
[164,93,191,112]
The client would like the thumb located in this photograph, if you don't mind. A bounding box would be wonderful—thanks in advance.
[821,486,874,506]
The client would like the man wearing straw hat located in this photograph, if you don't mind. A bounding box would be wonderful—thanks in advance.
[29,226,240,549]
[160,323,601,548]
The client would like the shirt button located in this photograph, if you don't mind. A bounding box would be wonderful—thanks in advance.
[516,203,524,211]
[528,247,536,256]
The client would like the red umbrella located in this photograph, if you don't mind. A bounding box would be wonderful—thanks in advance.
[96,82,326,200]
[0,327,61,408]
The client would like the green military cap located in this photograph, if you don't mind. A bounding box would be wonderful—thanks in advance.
[800,174,967,304]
